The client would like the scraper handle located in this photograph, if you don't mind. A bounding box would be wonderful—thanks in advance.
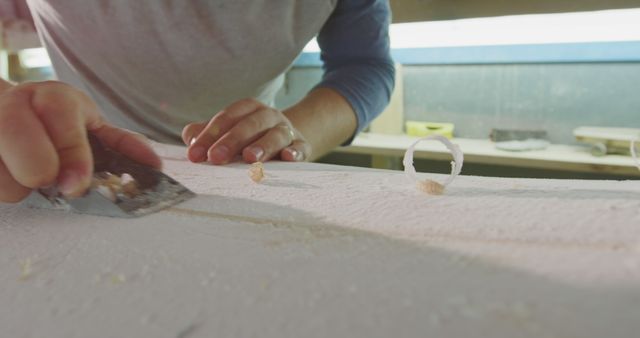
[87,133,160,189]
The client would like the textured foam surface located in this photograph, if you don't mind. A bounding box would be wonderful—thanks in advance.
[1,143,639,338]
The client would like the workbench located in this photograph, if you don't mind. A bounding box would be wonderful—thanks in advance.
[336,133,640,176]
[1,143,639,338]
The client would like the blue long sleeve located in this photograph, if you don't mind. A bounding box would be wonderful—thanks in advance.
[314,0,395,144]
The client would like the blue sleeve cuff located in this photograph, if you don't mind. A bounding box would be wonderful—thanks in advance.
[314,0,395,145]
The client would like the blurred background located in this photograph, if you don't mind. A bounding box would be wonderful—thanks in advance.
[2,0,639,179]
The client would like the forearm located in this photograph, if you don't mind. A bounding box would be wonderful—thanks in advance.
[283,87,356,161]
[294,0,393,161]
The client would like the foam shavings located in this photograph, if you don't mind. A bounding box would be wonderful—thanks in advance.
[19,258,32,280]
[417,180,445,195]
[92,172,141,201]
[111,274,126,284]
[403,135,464,195]
[631,137,640,171]
[249,162,265,183]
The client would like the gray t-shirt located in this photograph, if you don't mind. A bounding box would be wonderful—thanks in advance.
[2,0,395,144]
[27,0,337,142]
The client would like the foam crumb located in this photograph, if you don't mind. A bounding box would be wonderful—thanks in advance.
[122,181,141,198]
[92,172,141,200]
[418,180,445,195]
[20,258,32,280]
[111,273,126,284]
[249,162,264,183]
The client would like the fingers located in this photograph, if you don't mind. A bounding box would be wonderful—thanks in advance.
[29,82,161,172]
[207,107,283,164]
[0,81,160,203]
[187,118,220,162]
[0,87,60,190]
[181,122,206,146]
[91,124,162,169]
[30,83,96,197]
[187,99,264,162]
[280,140,312,162]
[0,82,105,198]
[0,158,30,203]
[185,98,312,165]
[242,124,296,163]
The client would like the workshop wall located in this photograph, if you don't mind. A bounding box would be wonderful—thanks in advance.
[276,57,640,145]
[402,62,640,144]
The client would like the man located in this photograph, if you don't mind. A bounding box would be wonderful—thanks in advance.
[0,0,394,202]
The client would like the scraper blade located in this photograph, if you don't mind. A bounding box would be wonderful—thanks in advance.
[24,133,195,218]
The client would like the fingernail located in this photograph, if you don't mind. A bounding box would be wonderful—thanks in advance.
[287,148,303,161]
[189,146,206,162]
[290,149,300,161]
[284,148,302,161]
[246,146,264,161]
[210,145,229,163]
[58,170,84,197]
[189,137,196,146]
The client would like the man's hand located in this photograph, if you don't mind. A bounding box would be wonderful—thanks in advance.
[182,98,312,164]
[0,81,161,203]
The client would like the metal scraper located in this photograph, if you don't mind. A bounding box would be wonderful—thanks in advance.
[24,133,195,218]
